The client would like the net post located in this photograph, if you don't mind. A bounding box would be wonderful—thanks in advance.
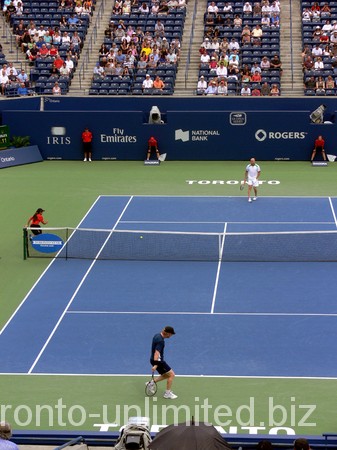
[23,227,28,260]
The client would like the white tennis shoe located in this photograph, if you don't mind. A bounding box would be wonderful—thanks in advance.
[248,198,252,203]
[163,391,178,399]
[253,197,257,201]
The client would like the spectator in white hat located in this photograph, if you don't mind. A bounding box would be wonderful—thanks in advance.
[197,75,207,94]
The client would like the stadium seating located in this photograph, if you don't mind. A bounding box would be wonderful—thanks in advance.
[6,0,93,97]
[197,0,281,96]
[301,0,337,95]
[89,7,185,95]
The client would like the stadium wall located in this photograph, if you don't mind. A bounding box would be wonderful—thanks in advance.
[1,97,335,161]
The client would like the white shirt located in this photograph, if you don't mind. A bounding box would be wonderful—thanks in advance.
[197,80,207,90]
[322,23,332,32]
[216,65,227,77]
[241,87,251,96]
[223,4,232,12]
[246,163,261,179]
[142,78,153,88]
[200,54,210,63]
[314,60,324,69]
[312,46,323,57]
[6,66,17,76]
[228,41,240,51]
[65,59,74,71]
[0,72,9,84]
[208,4,218,13]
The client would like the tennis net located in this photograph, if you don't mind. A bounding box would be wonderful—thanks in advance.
[23,227,337,262]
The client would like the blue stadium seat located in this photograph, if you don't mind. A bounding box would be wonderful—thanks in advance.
[304,89,315,96]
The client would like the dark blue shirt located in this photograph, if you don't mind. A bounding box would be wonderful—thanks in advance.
[151,333,164,362]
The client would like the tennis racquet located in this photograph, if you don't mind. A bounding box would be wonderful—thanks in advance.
[240,181,246,191]
[145,373,157,397]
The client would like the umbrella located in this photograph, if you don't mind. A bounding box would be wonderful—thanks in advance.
[149,421,232,450]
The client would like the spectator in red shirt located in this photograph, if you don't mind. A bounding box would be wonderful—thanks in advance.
[53,54,64,72]
[82,127,93,161]
[26,208,48,235]
[147,136,160,161]
[311,135,327,162]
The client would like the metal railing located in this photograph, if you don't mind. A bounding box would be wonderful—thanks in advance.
[184,0,197,89]
[289,0,294,89]
[77,0,106,90]
[1,14,19,60]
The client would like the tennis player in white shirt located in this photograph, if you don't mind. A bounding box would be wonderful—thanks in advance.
[244,158,261,202]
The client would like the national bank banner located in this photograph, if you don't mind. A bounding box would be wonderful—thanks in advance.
[3,110,336,161]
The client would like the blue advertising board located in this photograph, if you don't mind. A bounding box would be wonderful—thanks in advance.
[2,108,336,161]
[0,145,43,169]
[31,233,64,253]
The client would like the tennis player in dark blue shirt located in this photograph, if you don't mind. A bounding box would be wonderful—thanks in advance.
[149,326,177,399]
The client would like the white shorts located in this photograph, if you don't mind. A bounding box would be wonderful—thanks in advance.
[247,177,259,187]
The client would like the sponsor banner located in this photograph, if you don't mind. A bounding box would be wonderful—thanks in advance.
[229,112,247,126]
[31,233,64,253]
[3,110,337,161]
[0,145,43,169]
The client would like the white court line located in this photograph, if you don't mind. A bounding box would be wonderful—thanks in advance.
[1,372,336,380]
[210,223,226,314]
[120,220,336,224]
[0,196,103,337]
[66,310,337,317]
[27,196,134,374]
[100,194,337,199]
[328,197,337,228]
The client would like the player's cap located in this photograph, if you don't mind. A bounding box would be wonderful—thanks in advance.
[37,208,45,213]
[146,73,150,77]
[164,326,175,335]
[0,422,12,440]
[200,75,204,78]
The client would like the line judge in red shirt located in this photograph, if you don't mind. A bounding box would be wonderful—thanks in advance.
[26,208,48,235]
[311,135,327,162]
[82,127,93,161]
[147,136,160,161]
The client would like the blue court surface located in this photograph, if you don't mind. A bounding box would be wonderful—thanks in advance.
[2,196,337,378]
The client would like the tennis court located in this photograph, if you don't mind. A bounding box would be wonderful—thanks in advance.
[2,195,337,381]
